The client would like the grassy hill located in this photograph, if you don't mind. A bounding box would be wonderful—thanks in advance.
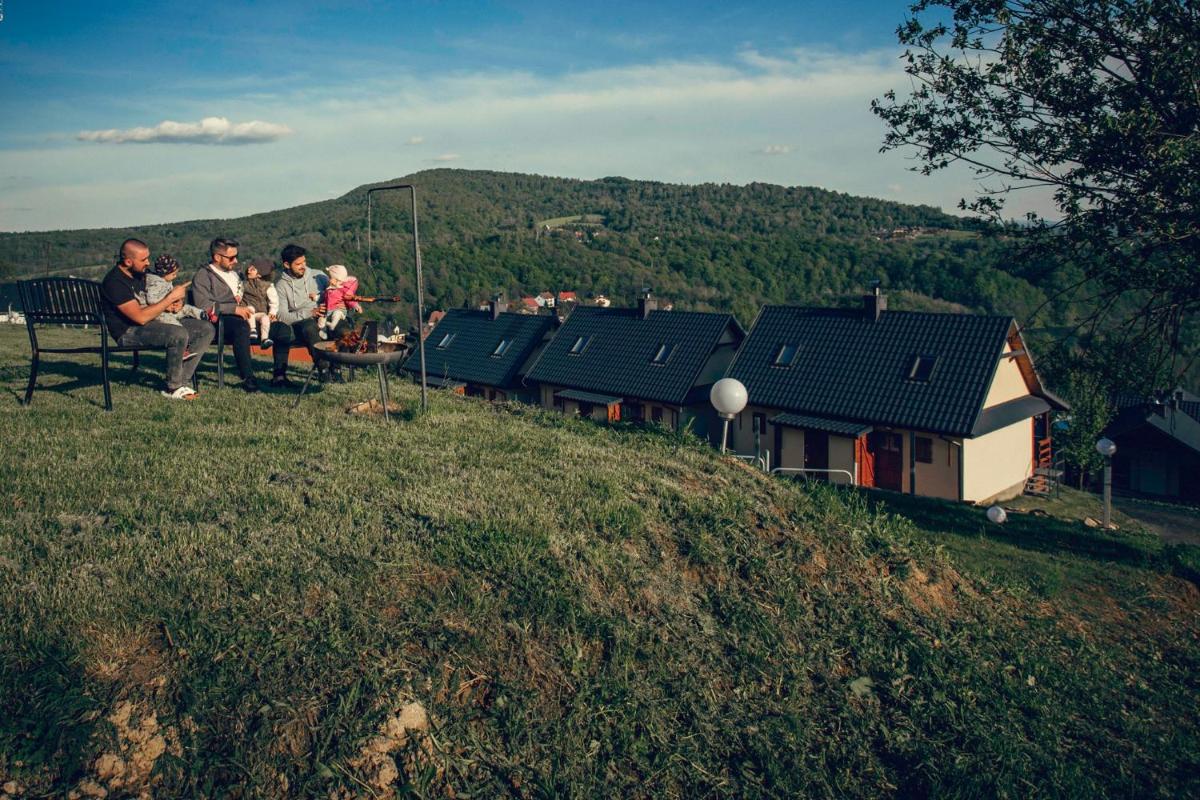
[1,327,1197,798]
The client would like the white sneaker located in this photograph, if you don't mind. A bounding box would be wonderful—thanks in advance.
[161,386,198,400]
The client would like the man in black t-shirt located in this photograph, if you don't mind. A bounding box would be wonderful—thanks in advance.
[100,238,214,399]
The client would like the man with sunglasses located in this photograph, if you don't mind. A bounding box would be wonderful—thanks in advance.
[191,237,269,392]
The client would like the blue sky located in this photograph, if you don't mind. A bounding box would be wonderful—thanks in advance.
[0,0,1032,232]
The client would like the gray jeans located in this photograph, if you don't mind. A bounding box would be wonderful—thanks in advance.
[118,318,214,391]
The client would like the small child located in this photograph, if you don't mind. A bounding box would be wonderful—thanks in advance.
[241,258,280,348]
[319,264,362,339]
[147,254,205,359]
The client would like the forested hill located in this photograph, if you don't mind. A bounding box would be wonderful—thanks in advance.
[0,169,1065,328]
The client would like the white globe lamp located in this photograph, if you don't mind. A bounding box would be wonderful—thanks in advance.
[710,378,748,454]
[1095,437,1117,458]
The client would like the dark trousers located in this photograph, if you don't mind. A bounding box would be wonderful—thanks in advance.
[220,315,292,378]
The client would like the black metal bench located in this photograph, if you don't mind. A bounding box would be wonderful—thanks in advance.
[18,277,149,411]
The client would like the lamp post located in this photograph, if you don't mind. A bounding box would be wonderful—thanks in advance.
[710,378,748,454]
[1095,437,1117,528]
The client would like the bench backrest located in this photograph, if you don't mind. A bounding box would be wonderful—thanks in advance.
[18,278,106,327]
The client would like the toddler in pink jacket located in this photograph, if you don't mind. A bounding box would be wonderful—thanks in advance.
[319,264,362,338]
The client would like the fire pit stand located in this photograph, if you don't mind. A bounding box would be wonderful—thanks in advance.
[291,342,408,421]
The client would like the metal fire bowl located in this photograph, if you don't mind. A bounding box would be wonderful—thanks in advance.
[313,341,407,367]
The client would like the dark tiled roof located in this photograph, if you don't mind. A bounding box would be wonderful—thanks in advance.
[1106,404,1200,455]
[771,413,873,437]
[525,306,741,406]
[726,306,1015,437]
[1115,394,1200,420]
[556,389,623,405]
[402,309,554,389]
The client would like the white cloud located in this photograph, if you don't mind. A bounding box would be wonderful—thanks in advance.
[76,116,292,145]
[406,135,425,145]
[432,153,461,162]
[760,144,791,155]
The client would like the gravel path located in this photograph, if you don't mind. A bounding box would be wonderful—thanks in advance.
[1113,499,1200,546]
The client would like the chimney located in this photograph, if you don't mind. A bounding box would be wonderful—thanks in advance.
[863,283,887,322]
[638,287,657,320]
[489,294,507,320]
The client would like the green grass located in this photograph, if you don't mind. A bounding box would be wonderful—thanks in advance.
[1,327,1197,798]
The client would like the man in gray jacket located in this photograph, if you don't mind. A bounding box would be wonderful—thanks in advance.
[275,243,351,381]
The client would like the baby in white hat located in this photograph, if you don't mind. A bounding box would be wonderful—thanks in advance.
[319,264,362,338]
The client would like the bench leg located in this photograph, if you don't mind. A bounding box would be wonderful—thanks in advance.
[101,341,113,412]
[23,350,39,406]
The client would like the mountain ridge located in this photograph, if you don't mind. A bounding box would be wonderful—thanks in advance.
[0,168,1050,329]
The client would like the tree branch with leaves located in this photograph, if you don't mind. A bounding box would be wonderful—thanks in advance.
[873,0,1200,377]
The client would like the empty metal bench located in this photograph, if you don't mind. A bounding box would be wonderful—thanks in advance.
[19,277,151,411]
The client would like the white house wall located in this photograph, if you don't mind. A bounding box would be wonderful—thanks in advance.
[962,418,1033,502]
[986,341,1033,406]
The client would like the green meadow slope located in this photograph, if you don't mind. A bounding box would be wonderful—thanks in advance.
[0,328,1197,798]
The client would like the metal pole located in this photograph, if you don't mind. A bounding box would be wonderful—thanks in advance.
[366,183,428,412]
[1103,458,1112,528]
[377,364,389,423]
[720,417,730,454]
[410,188,428,413]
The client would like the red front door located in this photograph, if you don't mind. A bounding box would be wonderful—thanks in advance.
[868,432,904,491]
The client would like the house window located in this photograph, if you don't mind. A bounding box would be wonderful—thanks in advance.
[651,343,675,365]
[579,401,594,417]
[907,355,938,382]
[625,403,644,422]
[553,393,564,411]
[773,343,799,367]
[753,412,766,435]
[568,335,592,355]
[436,332,456,349]
[652,406,664,423]
[492,339,512,357]
[915,436,933,463]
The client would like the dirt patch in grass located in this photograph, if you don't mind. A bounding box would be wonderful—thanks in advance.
[82,626,171,693]
[898,563,960,615]
[270,703,320,760]
[76,701,181,799]
[347,701,434,793]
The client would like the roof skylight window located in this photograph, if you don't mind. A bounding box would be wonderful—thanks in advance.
[773,343,799,367]
[907,354,938,382]
[436,332,456,349]
[651,343,675,365]
[568,335,592,355]
[492,339,512,357]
